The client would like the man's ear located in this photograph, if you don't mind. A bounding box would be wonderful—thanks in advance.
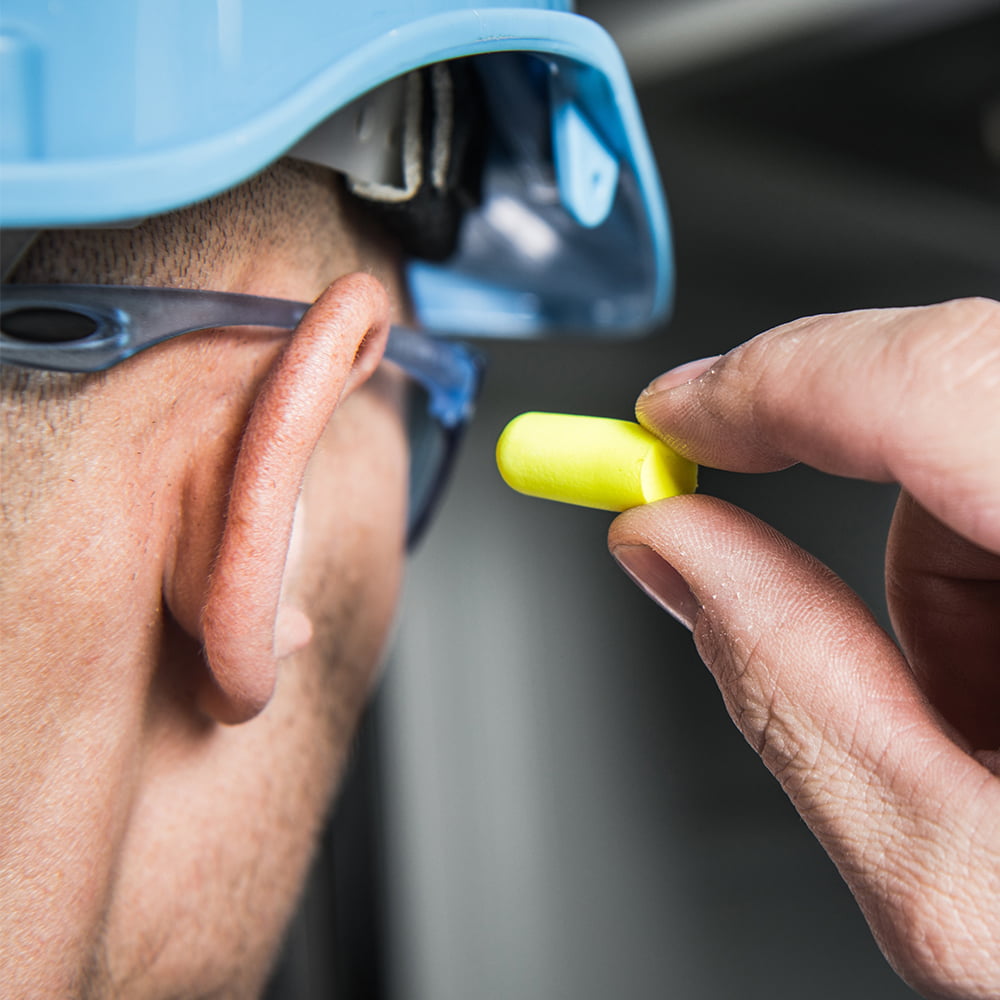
[164,272,391,725]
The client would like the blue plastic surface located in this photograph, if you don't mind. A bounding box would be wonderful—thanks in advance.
[0,1,673,338]
[552,100,620,229]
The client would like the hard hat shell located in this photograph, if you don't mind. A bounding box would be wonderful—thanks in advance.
[1,0,672,337]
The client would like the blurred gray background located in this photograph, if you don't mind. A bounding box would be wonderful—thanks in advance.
[268,2,1000,998]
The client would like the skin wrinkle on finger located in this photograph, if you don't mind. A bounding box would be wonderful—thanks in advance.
[703,606,859,802]
[740,314,864,472]
[724,609,916,827]
[675,505,989,822]
[610,495,1000,997]
[637,298,1000,554]
[622,500,928,801]
[877,823,1000,999]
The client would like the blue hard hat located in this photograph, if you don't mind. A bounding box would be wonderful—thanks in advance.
[0,0,672,337]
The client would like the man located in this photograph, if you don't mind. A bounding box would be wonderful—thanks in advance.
[2,163,415,994]
[1,1,669,995]
[3,4,998,1000]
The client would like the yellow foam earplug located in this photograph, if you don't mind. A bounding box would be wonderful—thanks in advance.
[496,412,697,512]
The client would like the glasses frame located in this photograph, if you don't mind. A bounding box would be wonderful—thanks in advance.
[0,284,485,545]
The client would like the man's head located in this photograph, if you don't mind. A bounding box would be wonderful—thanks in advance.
[1,1,670,994]
[2,159,415,995]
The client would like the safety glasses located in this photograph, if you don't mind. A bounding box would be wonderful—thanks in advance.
[0,284,485,545]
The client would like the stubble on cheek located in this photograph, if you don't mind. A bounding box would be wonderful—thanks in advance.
[294,399,408,787]
[85,390,409,999]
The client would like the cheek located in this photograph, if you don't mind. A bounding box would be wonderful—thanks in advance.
[295,370,410,680]
[310,371,410,554]
[96,384,412,997]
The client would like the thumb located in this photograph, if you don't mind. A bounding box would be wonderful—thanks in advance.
[609,495,929,794]
[609,494,1000,997]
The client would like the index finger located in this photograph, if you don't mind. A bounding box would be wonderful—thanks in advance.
[636,297,1000,553]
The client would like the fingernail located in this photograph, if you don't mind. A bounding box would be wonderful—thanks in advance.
[642,355,721,396]
[611,544,700,630]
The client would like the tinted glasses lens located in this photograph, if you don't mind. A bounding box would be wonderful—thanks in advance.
[403,380,452,543]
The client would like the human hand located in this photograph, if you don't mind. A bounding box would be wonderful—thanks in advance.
[608,297,1000,999]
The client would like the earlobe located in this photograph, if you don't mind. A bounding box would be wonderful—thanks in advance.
[166,273,391,725]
